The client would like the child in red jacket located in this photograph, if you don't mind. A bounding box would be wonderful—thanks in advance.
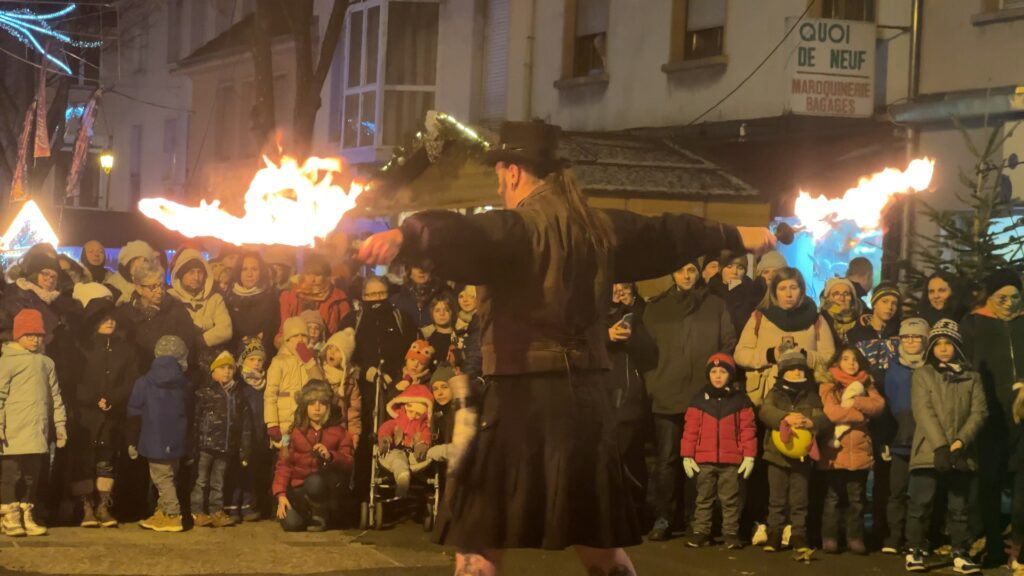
[680,353,757,549]
[273,380,353,532]
[378,383,433,497]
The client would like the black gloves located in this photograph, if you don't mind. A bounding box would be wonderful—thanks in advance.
[933,445,952,473]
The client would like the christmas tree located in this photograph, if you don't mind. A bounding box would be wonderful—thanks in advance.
[905,120,1023,303]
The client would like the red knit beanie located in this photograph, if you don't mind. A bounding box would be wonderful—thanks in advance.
[13,309,46,340]
[706,352,737,382]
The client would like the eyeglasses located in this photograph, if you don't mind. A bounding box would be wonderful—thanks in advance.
[830,292,853,300]
[363,290,388,299]
[139,283,164,292]
[994,294,1022,306]
[900,335,924,342]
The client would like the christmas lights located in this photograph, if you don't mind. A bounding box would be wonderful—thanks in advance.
[0,4,102,75]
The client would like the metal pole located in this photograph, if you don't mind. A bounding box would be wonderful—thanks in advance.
[900,0,923,275]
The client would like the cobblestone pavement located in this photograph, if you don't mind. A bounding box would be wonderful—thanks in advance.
[0,520,979,575]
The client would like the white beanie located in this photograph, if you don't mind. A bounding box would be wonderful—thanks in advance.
[755,251,788,275]
[72,282,113,309]
[118,240,158,267]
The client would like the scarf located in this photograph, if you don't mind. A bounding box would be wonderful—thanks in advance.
[703,383,732,399]
[457,309,475,326]
[323,363,345,387]
[973,305,1022,322]
[763,299,818,333]
[232,283,266,298]
[823,301,857,342]
[932,360,965,374]
[294,276,332,302]
[219,379,237,393]
[241,369,266,391]
[15,277,59,304]
[84,263,109,283]
[899,346,926,369]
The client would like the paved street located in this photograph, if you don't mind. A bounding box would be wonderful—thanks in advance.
[0,520,977,575]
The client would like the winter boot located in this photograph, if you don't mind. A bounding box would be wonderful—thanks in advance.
[0,503,25,537]
[210,510,236,528]
[95,492,117,528]
[80,494,99,528]
[19,503,47,536]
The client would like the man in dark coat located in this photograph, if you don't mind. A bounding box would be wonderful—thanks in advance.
[117,259,198,372]
[358,120,774,575]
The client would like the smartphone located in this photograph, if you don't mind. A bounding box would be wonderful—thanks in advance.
[620,313,634,330]
[780,335,796,351]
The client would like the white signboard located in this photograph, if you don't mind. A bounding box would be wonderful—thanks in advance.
[787,18,876,118]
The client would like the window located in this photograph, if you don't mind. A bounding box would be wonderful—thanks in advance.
[340,1,439,151]
[163,118,178,181]
[130,124,143,204]
[167,0,183,62]
[821,0,875,21]
[683,0,725,60]
[214,84,237,160]
[190,0,207,52]
[571,0,608,77]
[133,23,149,72]
[481,0,509,120]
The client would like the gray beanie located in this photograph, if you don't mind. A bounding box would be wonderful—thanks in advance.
[756,251,788,275]
[154,335,189,370]
[777,348,808,373]
[899,317,930,339]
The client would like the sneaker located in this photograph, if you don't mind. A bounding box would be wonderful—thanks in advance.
[19,503,46,536]
[952,552,981,575]
[848,538,867,555]
[241,505,261,523]
[209,510,236,528]
[905,549,926,572]
[724,534,744,549]
[1,503,25,537]
[782,524,792,548]
[139,510,165,531]
[687,533,712,548]
[822,537,839,554]
[153,514,184,533]
[192,513,213,528]
[751,523,768,546]
[648,518,670,541]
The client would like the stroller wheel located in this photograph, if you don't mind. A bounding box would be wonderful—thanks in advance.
[359,502,369,530]
[373,501,385,530]
[422,500,435,532]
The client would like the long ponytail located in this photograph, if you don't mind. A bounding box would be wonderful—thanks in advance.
[554,167,614,253]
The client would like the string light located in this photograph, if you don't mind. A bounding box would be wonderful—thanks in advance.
[0,4,102,75]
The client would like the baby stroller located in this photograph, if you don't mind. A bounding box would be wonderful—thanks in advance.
[359,366,440,531]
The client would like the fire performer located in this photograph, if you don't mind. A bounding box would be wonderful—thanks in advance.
[359,121,775,575]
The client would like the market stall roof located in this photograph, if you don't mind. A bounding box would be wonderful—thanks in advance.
[369,128,762,214]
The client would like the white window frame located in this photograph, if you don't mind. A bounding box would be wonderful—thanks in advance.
[340,0,439,163]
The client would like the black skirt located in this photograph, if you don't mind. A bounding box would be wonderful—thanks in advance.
[432,370,641,550]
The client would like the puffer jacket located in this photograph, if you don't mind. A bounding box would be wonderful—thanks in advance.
[168,249,233,349]
[263,344,314,434]
[735,310,836,406]
[680,386,757,465]
[819,376,886,471]
[0,342,67,455]
[276,285,350,346]
[759,380,831,469]
[127,356,191,460]
[272,423,353,496]
[378,407,432,450]
[193,379,252,461]
[910,364,987,471]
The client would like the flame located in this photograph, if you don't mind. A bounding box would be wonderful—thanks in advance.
[794,157,935,239]
[138,155,363,247]
[1,200,59,251]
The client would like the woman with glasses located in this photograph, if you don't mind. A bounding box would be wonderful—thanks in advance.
[820,278,864,347]
[961,269,1024,567]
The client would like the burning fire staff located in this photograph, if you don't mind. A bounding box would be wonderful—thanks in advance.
[359,120,775,576]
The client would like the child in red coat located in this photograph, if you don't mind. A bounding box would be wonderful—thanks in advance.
[378,383,433,497]
[273,380,353,532]
[680,353,757,549]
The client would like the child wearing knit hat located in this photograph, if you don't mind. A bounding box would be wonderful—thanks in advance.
[232,336,268,522]
[680,353,757,549]
[0,309,67,537]
[191,350,253,529]
[903,319,986,573]
[881,317,930,554]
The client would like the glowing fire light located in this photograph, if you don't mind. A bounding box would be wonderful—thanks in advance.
[794,157,935,239]
[1,200,59,251]
[138,155,363,247]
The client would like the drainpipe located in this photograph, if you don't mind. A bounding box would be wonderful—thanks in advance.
[523,0,536,120]
[900,0,923,274]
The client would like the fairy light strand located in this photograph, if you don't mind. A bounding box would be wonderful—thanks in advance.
[0,4,102,75]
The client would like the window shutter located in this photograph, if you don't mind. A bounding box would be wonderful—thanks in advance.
[576,0,609,37]
[687,0,726,31]
[483,0,509,119]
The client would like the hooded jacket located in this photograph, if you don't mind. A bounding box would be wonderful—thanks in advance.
[819,370,886,471]
[680,386,757,465]
[638,286,736,415]
[909,364,987,471]
[0,342,67,455]
[264,342,315,434]
[377,384,433,450]
[127,355,191,460]
[193,378,252,460]
[168,249,233,349]
[272,423,353,496]
[759,378,830,469]
[322,330,362,445]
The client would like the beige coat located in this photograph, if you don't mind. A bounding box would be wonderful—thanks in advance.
[167,249,233,348]
[734,311,836,406]
[264,344,314,437]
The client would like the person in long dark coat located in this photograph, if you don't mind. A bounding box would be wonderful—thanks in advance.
[358,120,773,575]
[225,251,279,357]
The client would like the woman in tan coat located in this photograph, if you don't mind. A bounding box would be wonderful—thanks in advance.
[735,267,836,406]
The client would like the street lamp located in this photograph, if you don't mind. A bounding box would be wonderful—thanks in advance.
[99,150,114,174]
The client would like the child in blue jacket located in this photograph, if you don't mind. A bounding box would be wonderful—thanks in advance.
[882,318,929,554]
[127,335,192,533]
